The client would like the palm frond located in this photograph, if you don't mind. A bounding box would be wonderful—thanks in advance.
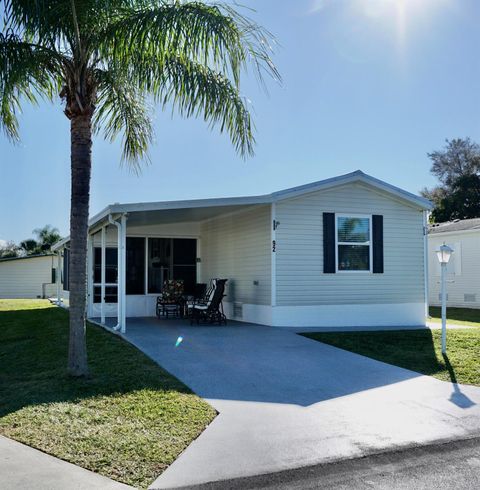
[148,54,255,158]
[93,68,153,169]
[3,0,76,49]
[0,31,63,140]
[97,1,280,88]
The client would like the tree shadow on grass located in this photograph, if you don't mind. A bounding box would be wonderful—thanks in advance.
[430,306,480,325]
[0,306,192,418]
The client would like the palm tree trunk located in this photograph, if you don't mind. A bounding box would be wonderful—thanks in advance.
[68,113,92,377]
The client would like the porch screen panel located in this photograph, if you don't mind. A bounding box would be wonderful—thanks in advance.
[93,247,118,303]
[94,248,118,283]
[148,238,171,294]
[126,237,146,294]
[173,239,197,295]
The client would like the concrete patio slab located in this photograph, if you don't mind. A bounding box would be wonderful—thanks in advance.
[0,435,132,490]
[111,318,480,489]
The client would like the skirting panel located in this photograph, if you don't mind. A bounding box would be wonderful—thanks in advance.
[271,303,426,328]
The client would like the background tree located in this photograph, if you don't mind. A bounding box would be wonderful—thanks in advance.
[1,1,279,376]
[421,138,480,222]
[19,238,40,255]
[430,174,480,223]
[19,225,61,255]
[33,225,61,251]
[0,241,19,258]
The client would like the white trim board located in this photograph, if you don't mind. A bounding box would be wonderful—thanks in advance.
[270,303,426,328]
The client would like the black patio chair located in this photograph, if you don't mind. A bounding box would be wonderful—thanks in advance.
[156,279,184,318]
[190,279,228,325]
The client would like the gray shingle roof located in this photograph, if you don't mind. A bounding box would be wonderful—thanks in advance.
[429,218,480,234]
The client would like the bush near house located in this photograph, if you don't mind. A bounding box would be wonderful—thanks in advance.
[0,300,216,488]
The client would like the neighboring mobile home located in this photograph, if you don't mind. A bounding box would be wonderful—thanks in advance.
[0,254,59,299]
[52,170,432,330]
[428,218,480,309]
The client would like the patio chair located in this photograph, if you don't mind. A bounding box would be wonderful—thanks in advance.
[190,279,228,325]
[186,279,215,314]
[156,279,184,318]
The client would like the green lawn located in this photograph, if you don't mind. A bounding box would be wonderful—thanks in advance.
[301,327,480,386]
[0,300,216,488]
[429,306,480,327]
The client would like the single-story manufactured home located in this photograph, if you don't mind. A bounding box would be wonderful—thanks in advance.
[52,170,432,331]
[428,218,480,309]
[0,254,59,299]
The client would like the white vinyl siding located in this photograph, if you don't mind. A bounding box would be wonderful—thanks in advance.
[428,232,480,308]
[275,183,425,306]
[0,255,57,299]
[200,205,271,305]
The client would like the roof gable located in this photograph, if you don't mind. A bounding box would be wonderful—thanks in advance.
[53,170,431,250]
[271,170,432,210]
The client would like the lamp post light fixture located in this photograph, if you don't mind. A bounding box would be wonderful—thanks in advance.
[436,243,453,355]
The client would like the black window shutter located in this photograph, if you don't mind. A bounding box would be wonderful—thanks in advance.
[323,213,336,273]
[372,215,384,273]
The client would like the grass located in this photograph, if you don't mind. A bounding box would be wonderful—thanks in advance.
[301,327,480,386]
[0,300,216,488]
[429,306,480,327]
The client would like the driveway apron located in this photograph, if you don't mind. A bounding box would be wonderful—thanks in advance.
[120,318,480,489]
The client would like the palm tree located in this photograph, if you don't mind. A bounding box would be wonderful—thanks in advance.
[34,225,62,251]
[19,238,41,255]
[1,1,278,376]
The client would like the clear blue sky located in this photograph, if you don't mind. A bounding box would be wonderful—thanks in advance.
[1,0,479,244]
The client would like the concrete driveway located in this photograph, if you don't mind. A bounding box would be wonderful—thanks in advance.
[120,318,480,489]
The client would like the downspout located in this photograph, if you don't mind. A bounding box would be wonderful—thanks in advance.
[108,215,122,331]
[423,210,430,320]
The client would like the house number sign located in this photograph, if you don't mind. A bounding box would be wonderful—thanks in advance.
[272,240,276,252]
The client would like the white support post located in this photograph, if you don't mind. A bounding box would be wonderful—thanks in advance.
[271,203,277,308]
[56,252,62,305]
[100,227,106,324]
[108,215,122,331]
[144,238,149,296]
[87,235,93,319]
[120,214,127,333]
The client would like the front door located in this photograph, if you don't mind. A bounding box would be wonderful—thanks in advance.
[91,246,118,317]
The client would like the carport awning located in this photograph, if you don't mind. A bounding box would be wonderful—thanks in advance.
[122,203,263,227]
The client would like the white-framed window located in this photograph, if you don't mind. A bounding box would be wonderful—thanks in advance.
[335,214,372,272]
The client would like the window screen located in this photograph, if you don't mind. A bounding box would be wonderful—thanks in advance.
[337,216,371,271]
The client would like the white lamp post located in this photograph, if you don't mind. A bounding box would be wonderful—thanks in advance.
[436,243,453,355]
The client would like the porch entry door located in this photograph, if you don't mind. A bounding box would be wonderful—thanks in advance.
[92,247,118,316]
[148,238,197,295]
